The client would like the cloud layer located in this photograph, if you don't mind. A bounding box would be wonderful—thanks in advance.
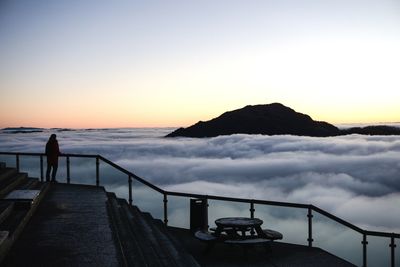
[1,128,399,234]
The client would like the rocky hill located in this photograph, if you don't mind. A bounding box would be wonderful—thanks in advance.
[166,103,340,137]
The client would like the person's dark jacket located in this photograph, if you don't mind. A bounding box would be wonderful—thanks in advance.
[46,138,60,165]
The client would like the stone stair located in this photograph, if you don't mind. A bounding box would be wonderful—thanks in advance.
[107,192,200,267]
[0,168,27,198]
[0,162,49,263]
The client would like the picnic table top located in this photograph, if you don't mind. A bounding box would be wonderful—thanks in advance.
[215,217,263,228]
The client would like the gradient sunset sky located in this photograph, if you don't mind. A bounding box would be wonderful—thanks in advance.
[1,0,399,128]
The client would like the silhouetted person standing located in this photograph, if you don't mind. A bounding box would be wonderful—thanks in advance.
[46,134,60,182]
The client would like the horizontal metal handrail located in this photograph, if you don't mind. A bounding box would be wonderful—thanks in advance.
[97,156,164,194]
[311,205,366,234]
[0,151,99,158]
[0,152,164,192]
[365,230,400,239]
[0,151,399,240]
[166,190,310,208]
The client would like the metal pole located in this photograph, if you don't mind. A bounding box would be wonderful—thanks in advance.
[250,201,255,219]
[205,197,209,230]
[16,154,20,171]
[96,157,100,186]
[66,156,70,184]
[250,201,255,235]
[390,236,396,267]
[308,207,314,247]
[40,155,44,182]
[128,175,133,206]
[362,233,368,267]
[163,193,168,226]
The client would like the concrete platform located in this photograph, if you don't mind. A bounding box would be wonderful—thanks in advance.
[3,183,121,266]
[2,183,356,266]
[168,227,356,267]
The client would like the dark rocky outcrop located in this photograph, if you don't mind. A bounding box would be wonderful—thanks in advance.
[166,103,340,137]
[341,125,400,136]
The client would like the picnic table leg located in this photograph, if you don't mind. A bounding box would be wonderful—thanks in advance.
[250,226,255,236]
[202,226,222,254]
[241,229,246,237]
[214,226,223,237]
[254,226,265,237]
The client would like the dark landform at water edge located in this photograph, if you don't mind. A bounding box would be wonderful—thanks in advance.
[1,127,77,134]
[1,127,44,133]
[166,103,400,138]
[341,125,400,136]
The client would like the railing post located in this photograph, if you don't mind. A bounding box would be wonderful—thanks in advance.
[250,201,255,235]
[40,155,44,182]
[66,156,70,184]
[16,154,20,171]
[128,175,133,206]
[250,201,255,219]
[390,236,396,267]
[307,207,314,247]
[206,197,209,230]
[163,193,168,226]
[96,157,100,186]
[362,233,368,267]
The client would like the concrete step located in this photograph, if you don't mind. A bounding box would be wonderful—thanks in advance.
[0,203,14,225]
[119,199,177,267]
[132,207,166,234]
[0,182,49,264]
[133,207,200,267]
[117,198,166,266]
[0,169,17,184]
[0,173,27,198]
[0,231,8,247]
[0,209,28,235]
[106,193,148,267]
[122,202,200,267]
[15,178,39,190]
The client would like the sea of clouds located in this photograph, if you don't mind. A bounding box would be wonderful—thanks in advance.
[0,127,399,230]
[1,127,399,265]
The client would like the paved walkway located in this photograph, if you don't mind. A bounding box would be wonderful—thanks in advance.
[168,227,356,267]
[3,182,356,267]
[3,183,120,266]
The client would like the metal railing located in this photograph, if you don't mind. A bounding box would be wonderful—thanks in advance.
[0,151,398,267]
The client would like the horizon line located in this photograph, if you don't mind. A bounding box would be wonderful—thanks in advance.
[2,121,400,131]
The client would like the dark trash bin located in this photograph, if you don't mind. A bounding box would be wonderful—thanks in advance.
[190,198,208,233]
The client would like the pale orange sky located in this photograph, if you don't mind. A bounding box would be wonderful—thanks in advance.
[1,1,399,128]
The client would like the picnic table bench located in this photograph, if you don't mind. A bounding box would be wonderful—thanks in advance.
[195,228,283,244]
[194,217,283,251]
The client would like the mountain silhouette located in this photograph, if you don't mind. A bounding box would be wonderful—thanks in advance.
[166,103,340,137]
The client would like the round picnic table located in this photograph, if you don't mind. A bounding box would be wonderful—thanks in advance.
[214,217,264,237]
[215,217,263,228]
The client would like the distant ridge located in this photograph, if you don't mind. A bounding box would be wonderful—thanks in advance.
[1,127,44,133]
[166,103,400,138]
[166,103,340,137]
[341,125,400,136]
[0,127,75,134]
